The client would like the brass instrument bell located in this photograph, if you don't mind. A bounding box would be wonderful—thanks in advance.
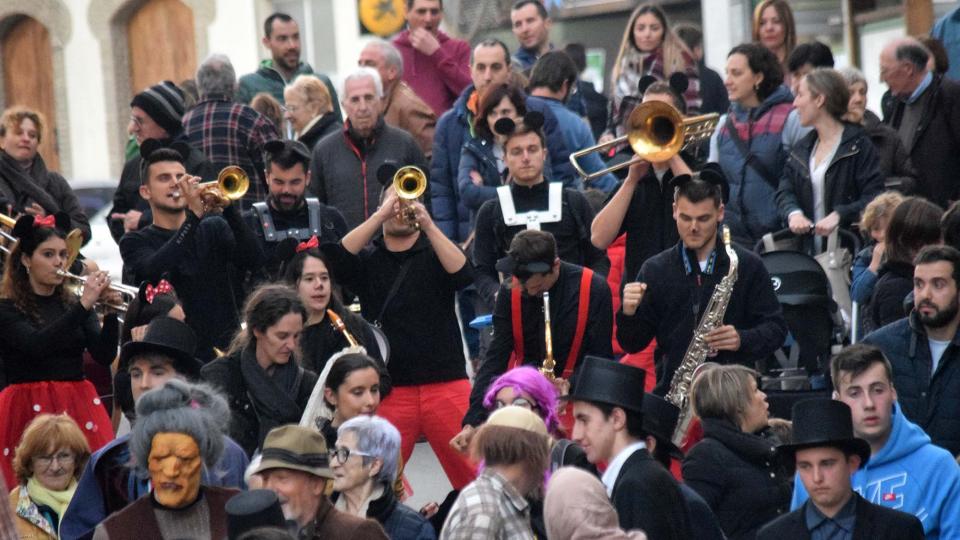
[392,166,427,227]
[196,166,249,207]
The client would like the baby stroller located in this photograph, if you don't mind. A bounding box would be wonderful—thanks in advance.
[752,229,858,417]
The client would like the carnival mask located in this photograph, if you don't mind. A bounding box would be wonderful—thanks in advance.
[148,432,202,509]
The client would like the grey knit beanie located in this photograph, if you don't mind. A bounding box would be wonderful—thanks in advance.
[130,80,185,136]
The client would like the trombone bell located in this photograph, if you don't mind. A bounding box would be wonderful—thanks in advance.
[569,101,720,180]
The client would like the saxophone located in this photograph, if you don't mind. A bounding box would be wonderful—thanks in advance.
[665,225,738,447]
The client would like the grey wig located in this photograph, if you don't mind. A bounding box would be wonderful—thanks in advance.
[337,415,400,485]
[130,380,231,471]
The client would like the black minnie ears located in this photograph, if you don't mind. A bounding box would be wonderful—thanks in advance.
[377,161,400,186]
[636,73,690,96]
[493,111,546,136]
[11,212,71,239]
[139,139,191,161]
[263,139,311,161]
[670,163,729,204]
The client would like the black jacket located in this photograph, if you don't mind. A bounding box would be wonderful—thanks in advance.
[884,74,960,202]
[462,262,613,427]
[863,110,917,191]
[777,123,884,230]
[870,260,913,329]
[756,493,924,540]
[299,113,342,151]
[612,448,693,540]
[617,242,787,395]
[0,151,92,243]
[201,349,318,456]
[323,234,474,386]
[699,62,730,116]
[473,181,609,305]
[862,311,960,455]
[366,484,434,540]
[682,419,792,540]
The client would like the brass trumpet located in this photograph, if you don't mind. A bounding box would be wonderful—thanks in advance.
[569,101,719,181]
[174,166,249,208]
[56,269,138,313]
[392,166,427,227]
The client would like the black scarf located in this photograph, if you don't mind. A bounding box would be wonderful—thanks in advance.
[239,345,306,445]
[0,151,60,213]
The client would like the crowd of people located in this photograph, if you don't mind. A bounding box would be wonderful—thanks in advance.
[1,0,960,538]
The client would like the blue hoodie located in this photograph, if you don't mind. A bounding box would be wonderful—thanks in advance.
[792,403,960,539]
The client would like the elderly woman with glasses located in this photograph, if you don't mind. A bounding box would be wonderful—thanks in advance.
[331,415,435,540]
[10,414,91,540]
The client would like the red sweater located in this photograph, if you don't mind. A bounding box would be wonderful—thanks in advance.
[393,29,472,116]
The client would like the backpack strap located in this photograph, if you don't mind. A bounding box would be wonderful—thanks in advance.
[509,277,524,370]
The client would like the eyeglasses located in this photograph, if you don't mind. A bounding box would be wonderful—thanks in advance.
[329,446,373,464]
[33,451,75,469]
[129,115,144,129]
[495,397,536,411]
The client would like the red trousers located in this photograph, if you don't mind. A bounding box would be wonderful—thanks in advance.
[378,379,476,490]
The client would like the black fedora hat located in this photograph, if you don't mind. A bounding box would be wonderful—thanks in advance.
[778,398,870,468]
[566,356,646,414]
[642,393,683,460]
[225,489,286,539]
[119,317,202,378]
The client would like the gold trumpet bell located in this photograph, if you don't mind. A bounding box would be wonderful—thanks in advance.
[197,166,250,207]
[394,166,427,200]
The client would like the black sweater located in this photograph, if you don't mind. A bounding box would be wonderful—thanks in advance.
[607,168,680,284]
[119,207,263,359]
[300,316,384,375]
[463,262,613,427]
[617,242,787,394]
[0,295,118,383]
[324,234,474,386]
[473,181,609,305]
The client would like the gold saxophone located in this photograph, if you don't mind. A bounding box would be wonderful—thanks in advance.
[665,225,738,447]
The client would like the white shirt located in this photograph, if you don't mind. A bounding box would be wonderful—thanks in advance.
[808,137,840,223]
[601,440,647,496]
[929,337,950,375]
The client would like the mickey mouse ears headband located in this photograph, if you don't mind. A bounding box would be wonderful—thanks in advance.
[263,139,311,162]
[493,111,546,137]
[637,73,690,97]
[670,162,729,204]
[11,212,71,240]
[139,139,191,161]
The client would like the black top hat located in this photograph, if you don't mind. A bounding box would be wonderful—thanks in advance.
[642,393,683,460]
[119,317,202,379]
[778,398,870,468]
[566,356,646,414]
[225,489,286,540]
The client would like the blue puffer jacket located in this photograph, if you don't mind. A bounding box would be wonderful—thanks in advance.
[430,86,476,242]
[457,135,503,225]
[710,85,807,245]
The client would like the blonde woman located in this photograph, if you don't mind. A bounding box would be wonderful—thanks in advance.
[607,3,701,140]
[284,75,341,151]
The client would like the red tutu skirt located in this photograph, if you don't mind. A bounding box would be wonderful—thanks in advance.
[0,380,114,486]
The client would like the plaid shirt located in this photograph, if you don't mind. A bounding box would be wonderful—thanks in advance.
[182,95,280,208]
[441,470,535,540]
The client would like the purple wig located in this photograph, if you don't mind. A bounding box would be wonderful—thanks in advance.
[482,366,561,436]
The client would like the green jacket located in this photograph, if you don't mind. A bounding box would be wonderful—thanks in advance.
[237,59,342,121]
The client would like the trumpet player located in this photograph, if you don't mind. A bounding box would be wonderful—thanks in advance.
[119,146,263,361]
[324,184,476,492]
[455,230,612,449]
[0,214,118,487]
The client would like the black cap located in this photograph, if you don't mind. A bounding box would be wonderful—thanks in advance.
[226,489,286,540]
[119,317,202,378]
[566,356,646,414]
[495,255,553,279]
[778,398,870,468]
[642,393,683,459]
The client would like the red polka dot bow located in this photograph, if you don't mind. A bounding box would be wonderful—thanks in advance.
[296,235,319,253]
[32,215,55,228]
[145,279,174,304]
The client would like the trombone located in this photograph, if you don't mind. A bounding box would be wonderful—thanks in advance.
[569,101,719,181]
[392,165,427,227]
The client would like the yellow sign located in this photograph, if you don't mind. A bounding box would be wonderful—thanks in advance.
[359,0,407,37]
